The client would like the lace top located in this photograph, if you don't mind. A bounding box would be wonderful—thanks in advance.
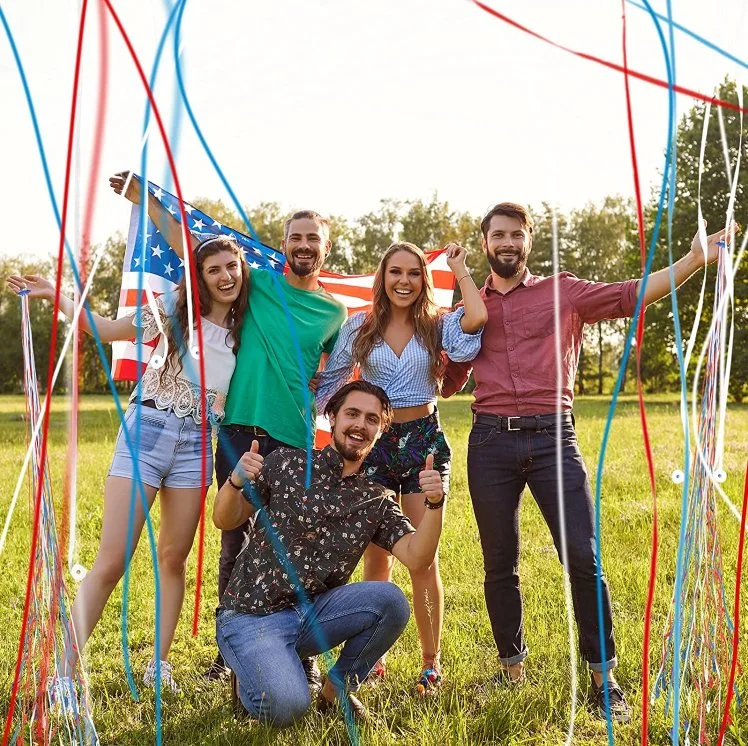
[128,294,236,426]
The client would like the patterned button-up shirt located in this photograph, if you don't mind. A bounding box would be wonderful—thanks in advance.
[222,446,416,615]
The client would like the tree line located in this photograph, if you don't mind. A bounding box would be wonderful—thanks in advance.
[0,81,745,401]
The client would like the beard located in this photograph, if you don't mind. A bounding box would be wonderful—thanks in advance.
[486,247,529,279]
[332,426,372,462]
[287,251,323,277]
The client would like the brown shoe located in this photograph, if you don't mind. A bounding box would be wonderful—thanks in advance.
[317,687,368,723]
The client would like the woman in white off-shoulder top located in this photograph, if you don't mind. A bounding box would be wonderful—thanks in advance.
[7,235,248,694]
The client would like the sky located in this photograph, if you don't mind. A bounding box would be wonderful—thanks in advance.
[1,0,746,259]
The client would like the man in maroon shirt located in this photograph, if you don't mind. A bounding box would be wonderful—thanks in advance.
[443,202,728,723]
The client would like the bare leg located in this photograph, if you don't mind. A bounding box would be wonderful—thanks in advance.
[401,492,443,667]
[154,485,203,660]
[362,542,396,582]
[71,477,158,657]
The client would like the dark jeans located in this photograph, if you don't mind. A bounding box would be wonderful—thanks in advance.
[466,416,616,672]
[215,426,291,600]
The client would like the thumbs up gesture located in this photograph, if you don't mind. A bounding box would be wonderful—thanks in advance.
[419,453,444,504]
[232,440,263,487]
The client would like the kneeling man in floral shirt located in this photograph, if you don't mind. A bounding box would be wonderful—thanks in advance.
[213,380,446,725]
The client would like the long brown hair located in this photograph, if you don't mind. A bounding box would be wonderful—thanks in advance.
[166,236,249,372]
[352,242,444,387]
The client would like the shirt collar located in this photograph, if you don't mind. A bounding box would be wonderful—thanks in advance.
[319,444,362,480]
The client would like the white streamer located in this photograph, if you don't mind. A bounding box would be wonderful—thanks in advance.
[0,240,108,562]
[552,209,578,745]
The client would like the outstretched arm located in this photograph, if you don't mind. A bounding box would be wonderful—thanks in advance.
[639,222,732,306]
[444,243,487,333]
[6,274,138,343]
[110,171,199,259]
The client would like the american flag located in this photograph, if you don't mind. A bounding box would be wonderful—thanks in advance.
[112,180,280,380]
[112,179,456,443]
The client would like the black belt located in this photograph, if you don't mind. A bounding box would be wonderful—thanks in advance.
[472,412,573,432]
[132,398,158,410]
[223,423,269,437]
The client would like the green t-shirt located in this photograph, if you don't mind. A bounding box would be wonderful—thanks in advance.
[223,268,347,447]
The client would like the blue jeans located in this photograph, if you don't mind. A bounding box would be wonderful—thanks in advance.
[216,581,410,726]
[467,416,617,672]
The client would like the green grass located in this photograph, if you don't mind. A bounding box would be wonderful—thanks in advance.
[0,394,746,745]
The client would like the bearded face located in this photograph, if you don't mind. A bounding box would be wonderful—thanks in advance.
[282,217,329,277]
[482,214,531,279]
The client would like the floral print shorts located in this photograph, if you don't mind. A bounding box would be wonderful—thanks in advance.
[362,411,451,497]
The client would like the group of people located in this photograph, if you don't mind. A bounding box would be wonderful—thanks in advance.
[6,171,727,730]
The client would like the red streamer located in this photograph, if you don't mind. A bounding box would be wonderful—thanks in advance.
[618,3,659,743]
[470,1,748,114]
[101,0,210,638]
[2,2,91,743]
[716,461,748,746]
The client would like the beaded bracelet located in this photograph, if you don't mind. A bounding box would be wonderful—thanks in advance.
[424,496,446,510]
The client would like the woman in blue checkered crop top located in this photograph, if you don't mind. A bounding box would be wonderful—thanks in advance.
[316,241,487,694]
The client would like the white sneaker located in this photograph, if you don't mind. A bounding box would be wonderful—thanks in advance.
[143,659,179,693]
[47,675,78,717]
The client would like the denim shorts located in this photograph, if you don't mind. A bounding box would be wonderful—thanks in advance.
[108,403,214,489]
[362,411,451,496]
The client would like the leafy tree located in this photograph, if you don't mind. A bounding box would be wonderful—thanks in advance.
[566,196,637,394]
[641,79,747,399]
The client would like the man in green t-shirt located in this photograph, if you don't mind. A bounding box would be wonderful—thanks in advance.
[110,174,347,686]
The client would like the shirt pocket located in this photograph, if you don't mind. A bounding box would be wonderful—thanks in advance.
[521,306,555,339]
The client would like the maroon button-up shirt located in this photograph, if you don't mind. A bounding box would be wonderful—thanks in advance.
[443,269,639,415]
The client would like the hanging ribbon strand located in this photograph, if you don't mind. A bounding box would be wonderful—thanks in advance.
[652,235,740,743]
[7,292,98,746]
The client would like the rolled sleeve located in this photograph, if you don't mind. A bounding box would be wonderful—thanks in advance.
[371,494,416,553]
[315,312,364,411]
[566,276,640,324]
[441,307,483,362]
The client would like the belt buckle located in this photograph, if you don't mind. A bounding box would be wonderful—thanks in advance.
[506,416,521,432]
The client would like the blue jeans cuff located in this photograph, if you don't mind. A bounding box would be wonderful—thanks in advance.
[587,656,617,673]
[498,649,528,666]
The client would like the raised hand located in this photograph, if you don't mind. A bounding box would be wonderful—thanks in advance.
[109,171,141,204]
[690,219,738,266]
[232,440,263,486]
[419,453,444,503]
[6,274,55,301]
[444,242,468,275]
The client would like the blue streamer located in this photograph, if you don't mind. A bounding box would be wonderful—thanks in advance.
[118,2,185,741]
[168,2,359,735]
[627,0,748,72]
[591,1,680,743]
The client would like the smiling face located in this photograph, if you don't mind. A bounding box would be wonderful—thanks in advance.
[201,249,243,304]
[328,390,385,463]
[281,217,331,277]
[383,249,424,310]
[482,214,531,279]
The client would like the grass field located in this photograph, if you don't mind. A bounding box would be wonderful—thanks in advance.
[0,393,746,745]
